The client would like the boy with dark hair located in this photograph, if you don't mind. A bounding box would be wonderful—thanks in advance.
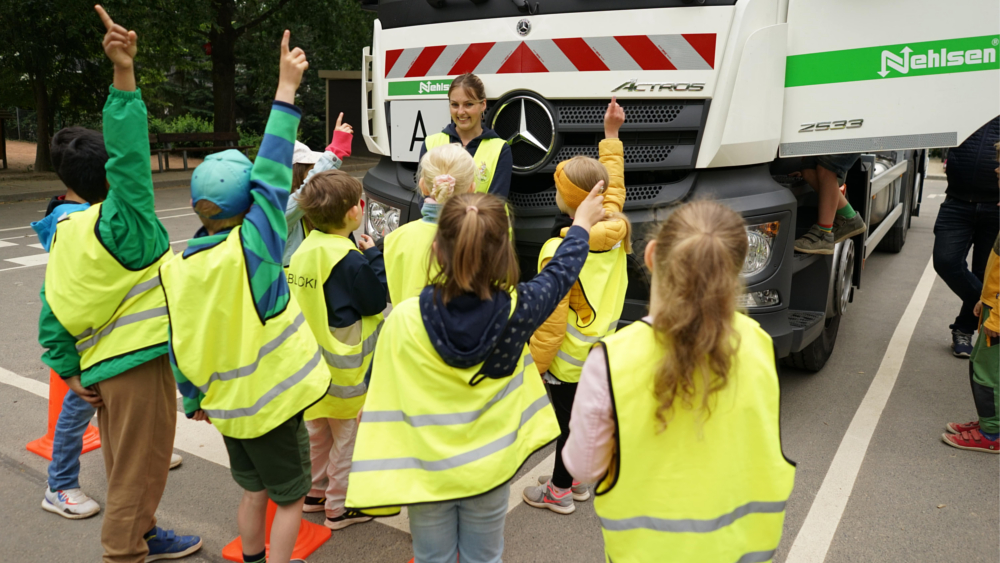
[35,126,184,521]
[37,6,202,561]
[287,169,387,530]
[160,31,329,563]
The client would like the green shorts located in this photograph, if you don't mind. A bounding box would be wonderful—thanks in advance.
[223,412,312,506]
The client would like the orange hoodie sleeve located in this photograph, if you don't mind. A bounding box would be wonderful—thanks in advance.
[598,138,625,215]
[530,255,571,375]
[982,236,1000,334]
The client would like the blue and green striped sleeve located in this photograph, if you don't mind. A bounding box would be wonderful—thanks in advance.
[240,101,301,321]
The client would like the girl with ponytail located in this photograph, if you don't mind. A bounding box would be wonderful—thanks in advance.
[347,188,608,563]
[383,143,476,303]
[562,200,796,563]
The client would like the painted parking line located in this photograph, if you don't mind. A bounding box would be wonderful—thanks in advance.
[785,257,937,563]
[0,240,18,248]
[4,254,48,267]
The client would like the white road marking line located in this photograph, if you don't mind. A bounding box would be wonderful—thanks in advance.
[158,213,196,220]
[170,239,189,245]
[0,365,229,467]
[785,257,937,563]
[156,206,193,213]
[0,225,33,232]
[5,254,48,267]
[0,264,39,273]
[0,240,18,248]
[375,451,558,535]
[27,243,44,249]
[0,233,37,241]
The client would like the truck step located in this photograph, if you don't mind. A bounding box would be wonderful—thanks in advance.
[787,309,826,353]
[791,252,822,275]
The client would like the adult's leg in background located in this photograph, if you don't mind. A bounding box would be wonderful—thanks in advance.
[933,196,980,333]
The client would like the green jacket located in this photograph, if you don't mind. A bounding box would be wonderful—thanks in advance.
[38,87,170,387]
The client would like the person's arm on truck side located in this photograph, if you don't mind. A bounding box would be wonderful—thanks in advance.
[599,97,626,215]
[241,31,308,320]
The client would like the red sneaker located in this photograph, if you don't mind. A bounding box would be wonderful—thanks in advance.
[946,420,980,434]
[942,429,999,453]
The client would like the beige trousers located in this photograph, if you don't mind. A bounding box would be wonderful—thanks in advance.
[93,355,176,563]
[306,417,359,519]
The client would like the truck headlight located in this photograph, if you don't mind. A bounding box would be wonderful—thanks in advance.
[736,289,780,309]
[742,221,780,276]
[366,200,400,241]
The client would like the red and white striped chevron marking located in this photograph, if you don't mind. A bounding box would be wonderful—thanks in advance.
[385,34,716,79]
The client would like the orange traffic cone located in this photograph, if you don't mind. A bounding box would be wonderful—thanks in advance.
[221,500,331,561]
[26,369,101,460]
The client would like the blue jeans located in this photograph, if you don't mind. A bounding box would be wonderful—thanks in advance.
[47,390,96,490]
[932,196,1000,334]
[408,481,509,563]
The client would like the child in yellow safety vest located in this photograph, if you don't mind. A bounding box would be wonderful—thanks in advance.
[346,189,607,563]
[287,169,389,529]
[383,143,477,303]
[523,97,631,514]
[564,201,796,563]
[160,32,326,563]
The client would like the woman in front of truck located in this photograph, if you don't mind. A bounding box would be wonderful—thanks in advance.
[419,73,513,199]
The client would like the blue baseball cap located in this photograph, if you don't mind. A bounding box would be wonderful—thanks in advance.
[191,150,253,219]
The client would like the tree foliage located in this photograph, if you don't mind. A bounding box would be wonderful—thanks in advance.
[0,0,375,167]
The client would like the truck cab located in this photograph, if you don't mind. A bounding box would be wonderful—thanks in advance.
[357,0,1000,369]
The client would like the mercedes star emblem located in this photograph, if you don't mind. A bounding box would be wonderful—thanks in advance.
[516,19,531,37]
[508,100,548,152]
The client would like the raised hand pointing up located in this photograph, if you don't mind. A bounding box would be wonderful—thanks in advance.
[276,30,309,105]
[94,4,137,91]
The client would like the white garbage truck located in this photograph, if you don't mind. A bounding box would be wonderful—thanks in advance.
[356,0,1000,370]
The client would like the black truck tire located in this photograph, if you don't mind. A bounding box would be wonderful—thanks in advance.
[783,314,841,372]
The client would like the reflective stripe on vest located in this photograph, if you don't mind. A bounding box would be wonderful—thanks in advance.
[424,132,506,194]
[160,226,330,439]
[345,291,559,510]
[384,219,439,304]
[594,319,795,562]
[539,237,627,383]
[287,230,384,420]
[45,203,171,371]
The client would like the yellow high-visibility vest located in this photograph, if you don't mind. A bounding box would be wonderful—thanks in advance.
[539,236,627,383]
[595,317,795,563]
[345,290,559,512]
[383,219,439,304]
[45,203,171,372]
[288,230,383,420]
[160,226,329,439]
[424,133,506,194]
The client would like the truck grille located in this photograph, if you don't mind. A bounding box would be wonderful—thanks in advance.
[555,145,677,165]
[558,103,686,126]
[509,183,668,208]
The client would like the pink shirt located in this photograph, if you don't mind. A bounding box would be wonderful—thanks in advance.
[562,316,653,483]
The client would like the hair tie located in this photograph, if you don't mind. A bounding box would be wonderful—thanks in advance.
[466,205,479,213]
[431,174,457,201]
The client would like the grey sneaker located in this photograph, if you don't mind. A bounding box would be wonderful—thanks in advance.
[522,481,576,514]
[537,475,590,501]
[794,224,835,255]
[42,486,101,519]
[833,213,866,243]
[169,453,182,470]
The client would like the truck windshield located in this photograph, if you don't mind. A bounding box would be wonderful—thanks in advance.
[376,0,737,30]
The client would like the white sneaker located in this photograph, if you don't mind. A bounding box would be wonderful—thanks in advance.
[170,453,182,469]
[42,486,101,519]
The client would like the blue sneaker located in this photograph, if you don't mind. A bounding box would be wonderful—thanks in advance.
[144,527,202,562]
[952,329,973,358]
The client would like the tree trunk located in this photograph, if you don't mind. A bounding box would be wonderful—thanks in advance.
[32,73,52,173]
[210,0,239,133]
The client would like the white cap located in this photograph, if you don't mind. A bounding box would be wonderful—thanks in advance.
[292,141,323,165]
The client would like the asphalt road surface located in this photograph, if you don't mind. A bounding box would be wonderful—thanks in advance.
[0,180,996,562]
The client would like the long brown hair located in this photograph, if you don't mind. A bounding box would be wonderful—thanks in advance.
[649,200,748,431]
[291,162,314,195]
[431,193,519,303]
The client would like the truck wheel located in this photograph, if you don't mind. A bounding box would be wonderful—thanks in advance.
[783,314,841,372]
[877,154,915,253]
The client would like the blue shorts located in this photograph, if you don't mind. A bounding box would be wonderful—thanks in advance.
[804,153,861,186]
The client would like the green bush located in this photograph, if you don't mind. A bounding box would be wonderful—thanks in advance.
[147,114,214,147]
[239,127,263,162]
